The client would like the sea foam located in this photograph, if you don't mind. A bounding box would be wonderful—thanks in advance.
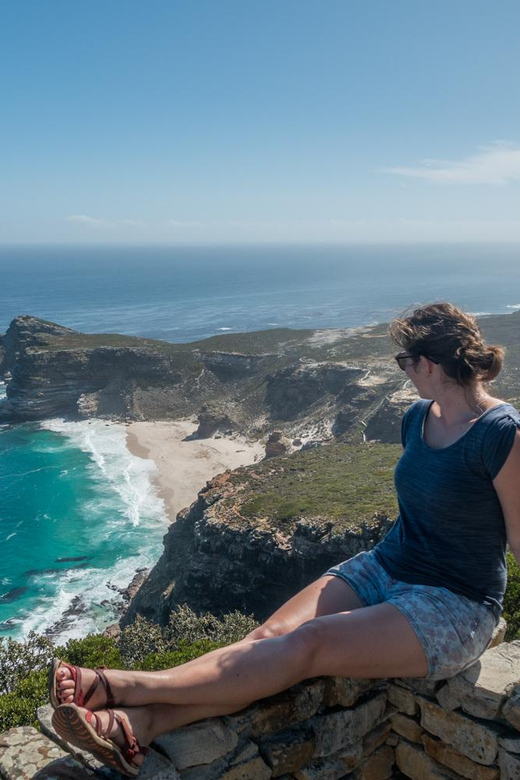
[13,418,169,641]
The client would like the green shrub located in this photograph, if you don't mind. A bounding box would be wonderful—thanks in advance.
[119,605,258,667]
[56,634,122,670]
[136,640,224,671]
[504,552,520,641]
[0,632,54,695]
[0,670,48,731]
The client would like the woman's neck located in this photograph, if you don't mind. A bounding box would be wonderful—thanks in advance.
[429,384,500,426]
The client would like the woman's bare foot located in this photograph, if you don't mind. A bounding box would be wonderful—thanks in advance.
[56,663,117,709]
[79,705,151,769]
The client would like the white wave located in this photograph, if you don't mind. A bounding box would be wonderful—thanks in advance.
[218,327,232,331]
[506,304,520,309]
[40,419,166,527]
[5,533,16,542]
[7,418,171,642]
[468,311,493,317]
[19,554,153,642]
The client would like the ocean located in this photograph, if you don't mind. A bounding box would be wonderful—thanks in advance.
[1,242,520,641]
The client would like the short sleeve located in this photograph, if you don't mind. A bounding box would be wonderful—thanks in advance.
[400,407,411,448]
[400,401,423,448]
[482,414,520,479]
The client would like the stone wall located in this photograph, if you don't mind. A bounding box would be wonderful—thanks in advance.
[1,635,520,779]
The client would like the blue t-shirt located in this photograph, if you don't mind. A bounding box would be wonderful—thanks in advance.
[374,399,520,620]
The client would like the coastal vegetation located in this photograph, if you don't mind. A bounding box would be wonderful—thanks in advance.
[0,606,258,731]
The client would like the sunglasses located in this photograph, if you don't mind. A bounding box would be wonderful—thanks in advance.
[394,353,439,370]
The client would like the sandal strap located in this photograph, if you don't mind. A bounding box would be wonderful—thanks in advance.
[114,712,149,761]
[85,709,148,764]
[95,667,116,708]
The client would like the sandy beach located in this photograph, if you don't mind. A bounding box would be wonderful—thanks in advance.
[126,420,265,523]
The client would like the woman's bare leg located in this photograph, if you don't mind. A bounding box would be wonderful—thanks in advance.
[72,601,428,760]
[57,574,364,707]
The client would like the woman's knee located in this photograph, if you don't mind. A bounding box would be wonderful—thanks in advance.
[243,620,290,642]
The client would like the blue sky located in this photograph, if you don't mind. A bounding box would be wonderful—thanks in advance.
[1,0,519,243]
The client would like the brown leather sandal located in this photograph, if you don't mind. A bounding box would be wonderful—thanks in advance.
[48,657,116,711]
[52,703,148,778]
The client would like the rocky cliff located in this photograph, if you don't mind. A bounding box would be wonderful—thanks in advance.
[122,440,399,626]
[2,312,519,443]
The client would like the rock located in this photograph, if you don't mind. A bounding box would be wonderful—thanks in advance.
[264,432,292,459]
[387,683,419,716]
[499,748,520,779]
[489,618,507,648]
[248,681,326,739]
[395,740,458,779]
[390,713,424,743]
[0,726,95,779]
[259,729,315,776]
[422,734,500,780]
[353,745,395,780]
[418,698,500,765]
[503,689,520,732]
[322,677,375,708]
[153,719,239,770]
[311,691,387,758]
[447,641,520,720]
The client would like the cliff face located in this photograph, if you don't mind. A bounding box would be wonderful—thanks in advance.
[0,315,409,442]
[121,442,398,626]
[2,312,520,441]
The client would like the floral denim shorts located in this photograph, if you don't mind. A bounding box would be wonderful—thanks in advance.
[324,549,497,680]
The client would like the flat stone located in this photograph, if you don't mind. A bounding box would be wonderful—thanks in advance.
[435,685,461,713]
[421,734,499,780]
[154,719,239,770]
[390,713,424,743]
[499,748,520,779]
[0,726,95,779]
[447,642,520,720]
[489,618,507,648]
[248,681,325,739]
[311,692,387,758]
[353,745,395,780]
[503,690,520,732]
[396,741,460,779]
[418,698,500,765]
[259,729,315,777]
[387,683,419,716]
[322,677,375,708]
[293,746,363,780]
[218,755,271,779]
[362,722,391,755]
[499,731,520,753]
[396,678,442,697]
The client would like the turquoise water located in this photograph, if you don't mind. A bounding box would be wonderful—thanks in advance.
[0,398,166,640]
[1,243,520,640]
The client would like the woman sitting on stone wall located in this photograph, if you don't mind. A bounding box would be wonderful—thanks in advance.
[49,302,520,777]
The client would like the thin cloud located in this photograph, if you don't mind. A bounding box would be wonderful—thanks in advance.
[67,215,114,228]
[67,215,146,228]
[167,219,205,228]
[383,142,520,185]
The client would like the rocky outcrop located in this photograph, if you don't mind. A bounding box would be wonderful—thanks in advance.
[121,468,394,628]
[264,431,294,459]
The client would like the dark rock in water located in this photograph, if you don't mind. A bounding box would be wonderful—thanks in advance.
[55,555,89,563]
[0,586,29,604]
[0,618,17,630]
[44,595,88,638]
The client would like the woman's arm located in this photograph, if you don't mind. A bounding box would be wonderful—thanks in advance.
[494,430,520,564]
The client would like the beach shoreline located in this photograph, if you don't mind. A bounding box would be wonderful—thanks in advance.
[126,419,265,524]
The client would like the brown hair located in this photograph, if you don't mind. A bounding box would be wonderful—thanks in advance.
[389,302,504,386]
